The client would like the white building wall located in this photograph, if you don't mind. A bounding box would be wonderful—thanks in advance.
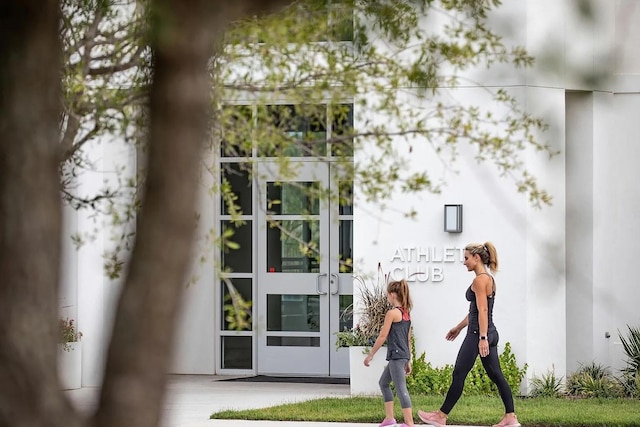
[67,0,640,387]
[593,91,640,372]
[170,148,216,374]
[59,202,78,322]
[565,90,595,374]
[522,87,567,384]
[352,1,574,385]
[73,136,136,386]
[562,0,640,375]
[75,140,108,387]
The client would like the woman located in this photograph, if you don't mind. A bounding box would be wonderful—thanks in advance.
[418,242,520,427]
[364,279,415,427]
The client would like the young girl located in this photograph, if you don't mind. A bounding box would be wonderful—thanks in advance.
[364,279,414,427]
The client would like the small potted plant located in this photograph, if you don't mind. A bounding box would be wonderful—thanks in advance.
[335,263,391,395]
[58,317,82,390]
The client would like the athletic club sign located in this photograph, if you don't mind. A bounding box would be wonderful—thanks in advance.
[388,246,464,282]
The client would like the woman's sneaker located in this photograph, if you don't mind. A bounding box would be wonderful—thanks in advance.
[492,414,521,427]
[379,418,396,427]
[417,410,447,427]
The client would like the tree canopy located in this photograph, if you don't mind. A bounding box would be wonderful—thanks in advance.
[219,0,553,212]
[61,0,553,224]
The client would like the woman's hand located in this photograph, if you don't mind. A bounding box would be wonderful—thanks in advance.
[479,339,490,357]
[405,361,412,375]
[445,327,460,341]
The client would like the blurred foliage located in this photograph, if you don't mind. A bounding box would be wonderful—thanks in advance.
[61,1,556,326]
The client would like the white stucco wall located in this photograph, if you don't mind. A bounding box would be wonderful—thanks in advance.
[66,0,640,388]
[563,0,640,375]
[566,90,595,374]
[522,87,567,384]
[68,136,135,386]
[592,91,640,372]
[353,83,567,384]
[170,148,217,374]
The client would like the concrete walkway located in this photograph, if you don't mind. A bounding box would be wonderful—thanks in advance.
[65,375,484,427]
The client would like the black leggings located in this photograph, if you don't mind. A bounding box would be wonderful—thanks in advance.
[440,330,514,414]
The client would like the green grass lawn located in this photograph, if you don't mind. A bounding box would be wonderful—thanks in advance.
[210,395,640,426]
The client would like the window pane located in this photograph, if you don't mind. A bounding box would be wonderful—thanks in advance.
[330,104,353,157]
[267,294,320,332]
[267,181,320,215]
[267,336,320,347]
[267,220,320,273]
[339,219,353,273]
[221,220,252,273]
[221,163,252,215]
[339,180,353,215]
[339,294,353,332]
[220,105,252,157]
[330,3,354,41]
[221,336,252,369]
[258,105,327,157]
[221,279,252,331]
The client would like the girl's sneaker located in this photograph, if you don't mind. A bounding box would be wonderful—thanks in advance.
[379,418,396,427]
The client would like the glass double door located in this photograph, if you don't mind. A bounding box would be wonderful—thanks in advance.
[256,161,353,376]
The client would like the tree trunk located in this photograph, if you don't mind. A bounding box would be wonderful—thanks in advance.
[0,1,292,426]
[93,2,292,427]
[0,1,82,427]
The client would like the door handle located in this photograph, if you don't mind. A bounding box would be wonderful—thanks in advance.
[316,273,328,295]
[330,273,339,295]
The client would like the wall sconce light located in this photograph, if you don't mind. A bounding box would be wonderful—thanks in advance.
[444,204,463,233]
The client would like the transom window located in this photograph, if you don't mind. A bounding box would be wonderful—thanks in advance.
[219,103,353,159]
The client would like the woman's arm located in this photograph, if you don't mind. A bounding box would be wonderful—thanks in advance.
[473,275,491,337]
[445,315,468,341]
[472,275,492,356]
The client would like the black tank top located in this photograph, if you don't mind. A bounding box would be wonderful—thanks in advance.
[466,273,496,333]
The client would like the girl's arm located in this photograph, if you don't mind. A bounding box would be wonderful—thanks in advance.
[405,326,413,374]
[364,309,399,366]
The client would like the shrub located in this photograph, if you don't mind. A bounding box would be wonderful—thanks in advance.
[566,362,624,398]
[530,367,564,397]
[618,324,640,398]
[407,340,527,397]
[618,369,640,398]
[406,338,453,395]
[335,264,391,349]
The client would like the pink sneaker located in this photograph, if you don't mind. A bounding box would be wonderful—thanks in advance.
[417,410,447,427]
[379,418,396,427]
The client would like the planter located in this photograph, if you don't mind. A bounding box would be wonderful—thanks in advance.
[57,342,82,390]
[348,346,387,396]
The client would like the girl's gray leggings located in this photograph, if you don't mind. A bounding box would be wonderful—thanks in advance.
[379,359,412,409]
